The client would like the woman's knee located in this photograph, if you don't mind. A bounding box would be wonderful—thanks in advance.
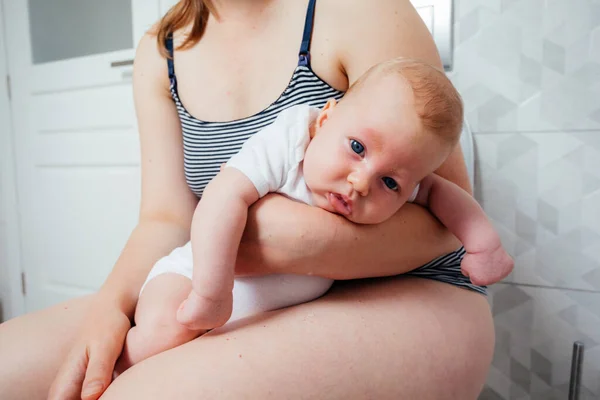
[331,277,495,399]
[432,293,494,398]
[0,295,93,400]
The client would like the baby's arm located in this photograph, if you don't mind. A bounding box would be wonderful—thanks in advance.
[177,167,260,330]
[413,174,514,285]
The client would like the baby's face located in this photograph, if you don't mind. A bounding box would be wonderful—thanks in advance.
[304,76,450,224]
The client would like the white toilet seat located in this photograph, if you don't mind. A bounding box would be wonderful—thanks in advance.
[459,119,475,189]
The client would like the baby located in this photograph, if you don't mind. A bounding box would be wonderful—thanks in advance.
[115,58,513,372]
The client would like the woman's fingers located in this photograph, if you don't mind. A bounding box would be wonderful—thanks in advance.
[48,310,131,400]
[81,322,130,400]
[80,343,116,400]
[47,345,89,400]
[47,342,117,400]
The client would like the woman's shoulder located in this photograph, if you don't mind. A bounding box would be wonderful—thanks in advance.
[133,29,171,95]
[318,0,442,82]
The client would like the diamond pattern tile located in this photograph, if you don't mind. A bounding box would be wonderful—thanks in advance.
[452,0,600,132]
[482,284,600,399]
[474,131,600,291]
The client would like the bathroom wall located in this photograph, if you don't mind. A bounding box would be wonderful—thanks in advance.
[450,0,600,398]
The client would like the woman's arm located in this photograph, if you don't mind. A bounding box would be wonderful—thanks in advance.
[48,32,199,400]
[236,0,469,280]
[236,196,457,280]
[98,32,198,318]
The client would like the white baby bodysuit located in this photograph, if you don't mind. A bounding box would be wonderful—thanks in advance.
[226,104,319,205]
[226,104,419,205]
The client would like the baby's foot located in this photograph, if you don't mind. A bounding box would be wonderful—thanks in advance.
[177,290,233,330]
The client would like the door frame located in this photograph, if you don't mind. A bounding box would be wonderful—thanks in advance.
[0,0,25,320]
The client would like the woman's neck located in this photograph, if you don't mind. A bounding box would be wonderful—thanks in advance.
[210,0,278,22]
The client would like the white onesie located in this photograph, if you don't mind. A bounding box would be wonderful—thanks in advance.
[142,105,334,324]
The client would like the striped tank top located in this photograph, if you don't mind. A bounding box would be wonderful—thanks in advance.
[166,0,486,295]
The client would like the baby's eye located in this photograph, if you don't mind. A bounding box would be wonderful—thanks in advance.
[350,139,365,155]
[382,177,398,191]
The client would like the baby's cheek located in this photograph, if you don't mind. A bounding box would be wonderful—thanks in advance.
[376,200,406,223]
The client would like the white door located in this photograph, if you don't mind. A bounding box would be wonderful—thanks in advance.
[3,0,163,312]
[0,1,22,320]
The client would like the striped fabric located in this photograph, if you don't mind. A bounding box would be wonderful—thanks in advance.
[408,247,486,295]
[170,65,344,197]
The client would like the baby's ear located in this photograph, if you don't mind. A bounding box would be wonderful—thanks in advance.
[313,99,337,136]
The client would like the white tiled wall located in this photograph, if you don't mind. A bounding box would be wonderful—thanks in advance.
[453,0,600,133]
[484,285,600,400]
[450,0,600,398]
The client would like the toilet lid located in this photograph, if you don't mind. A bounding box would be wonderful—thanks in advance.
[459,119,475,190]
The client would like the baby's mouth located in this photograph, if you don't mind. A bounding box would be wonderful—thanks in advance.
[328,192,353,216]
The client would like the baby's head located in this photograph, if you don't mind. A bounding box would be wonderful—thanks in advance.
[304,57,464,224]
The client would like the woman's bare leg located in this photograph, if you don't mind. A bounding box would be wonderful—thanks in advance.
[103,277,494,400]
[0,295,93,400]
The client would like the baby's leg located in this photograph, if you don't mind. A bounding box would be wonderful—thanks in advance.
[115,273,204,374]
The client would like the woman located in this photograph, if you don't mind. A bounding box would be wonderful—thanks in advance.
[0,0,494,399]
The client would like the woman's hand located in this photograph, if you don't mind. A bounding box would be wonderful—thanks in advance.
[47,299,131,400]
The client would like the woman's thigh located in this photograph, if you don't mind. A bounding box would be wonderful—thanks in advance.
[103,277,494,400]
[0,295,93,400]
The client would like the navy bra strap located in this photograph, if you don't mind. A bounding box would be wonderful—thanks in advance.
[298,0,316,66]
[165,34,175,80]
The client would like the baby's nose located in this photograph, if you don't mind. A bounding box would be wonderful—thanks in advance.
[348,172,370,196]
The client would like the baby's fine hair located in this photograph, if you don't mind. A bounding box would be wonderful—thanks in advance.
[345,58,464,146]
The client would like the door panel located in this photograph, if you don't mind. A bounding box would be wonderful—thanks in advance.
[33,86,136,131]
[0,0,23,319]
[19,168,140,302]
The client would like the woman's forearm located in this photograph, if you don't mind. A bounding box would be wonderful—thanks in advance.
[236,194,460,280]
[97,218,191,318]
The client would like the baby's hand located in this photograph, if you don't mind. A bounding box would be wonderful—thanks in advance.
[177,289,233,330]
[461,245,514,286]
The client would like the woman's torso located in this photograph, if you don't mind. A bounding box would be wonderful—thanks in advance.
[171,1,347,122]
[168,0,344,196]
[165,0,486,295]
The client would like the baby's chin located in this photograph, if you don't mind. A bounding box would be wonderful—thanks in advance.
[347,213,393,225]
